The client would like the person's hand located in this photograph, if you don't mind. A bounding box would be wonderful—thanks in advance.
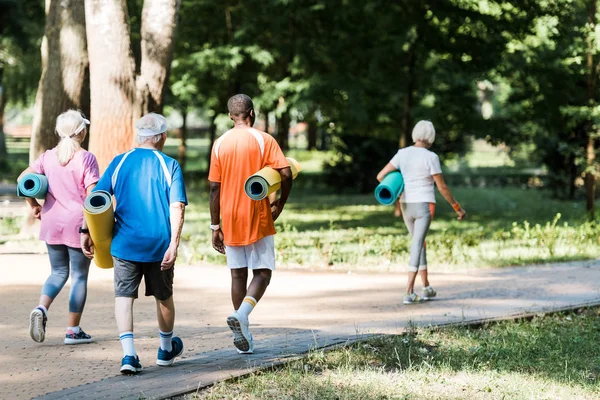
[31,204,42,220]
[456,208,466,220]
[80,233,95,259]
[161,242,178,270]
[270,199,284,222]
[212,229,225,254]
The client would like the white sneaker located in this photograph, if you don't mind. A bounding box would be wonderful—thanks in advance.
[422,286,437,300]
[236,333,254,354]
[226,312,252,353]
[29,308,47,343]
[403,293,423,305]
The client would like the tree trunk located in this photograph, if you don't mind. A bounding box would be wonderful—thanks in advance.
[85,0,181,171]
[29,0,89,164]
[0,67,7,168]
[85,0,136,171]
[178,109,187,171]
[400,39,416,149]
[585,0,597,220]
[137,0,181,114]
[307,116,317,150]
[207,114,217,172]
[276,111,290,151]
[263,110,270,134]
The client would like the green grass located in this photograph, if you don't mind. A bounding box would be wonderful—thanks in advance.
[181,187,600,271]
[192,308,600,400]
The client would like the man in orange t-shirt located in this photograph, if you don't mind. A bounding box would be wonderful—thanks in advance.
[208,94,293,354]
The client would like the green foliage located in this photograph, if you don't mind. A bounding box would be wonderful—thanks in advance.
[196,309,600,399]
[488,0,600,198]
[178,185,600,271]
[0,0,44,105]
[323,135,398,193]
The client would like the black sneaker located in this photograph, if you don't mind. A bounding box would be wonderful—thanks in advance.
[29,307,47,343]
[64,328,93,345]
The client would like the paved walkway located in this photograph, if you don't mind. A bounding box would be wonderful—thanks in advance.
[1,255,599,400]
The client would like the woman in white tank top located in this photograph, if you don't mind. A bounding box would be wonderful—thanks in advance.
[376,121,466,305]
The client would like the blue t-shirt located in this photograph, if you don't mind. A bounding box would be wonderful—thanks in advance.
[94,148,187,262]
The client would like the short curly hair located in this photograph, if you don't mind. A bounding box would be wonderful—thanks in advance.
[227,94,254,118]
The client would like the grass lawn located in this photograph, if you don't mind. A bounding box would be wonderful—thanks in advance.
[192,308,600,400]
[181,185,600,271]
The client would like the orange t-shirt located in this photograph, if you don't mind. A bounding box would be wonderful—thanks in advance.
[208,127,289,246]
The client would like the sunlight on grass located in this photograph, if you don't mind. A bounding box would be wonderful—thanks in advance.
[180,187,600,271]
[193,309,600,400]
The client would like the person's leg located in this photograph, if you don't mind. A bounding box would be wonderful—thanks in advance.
[30,244,70,342]
[40,244,71,309]
[419,204,436,299]
[66,247,91,328]
[115,296,136,354]
[143,261,182,365]
[231,268,249,310]
[237,235,275,321]
[401,203,420,295]
[227,236,275,353]
[402,203,431,298]
[113,256,143,373]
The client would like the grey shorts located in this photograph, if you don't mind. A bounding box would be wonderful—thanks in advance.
[113,256,174,301]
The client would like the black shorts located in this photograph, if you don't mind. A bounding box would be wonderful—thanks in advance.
[113,256,174,301]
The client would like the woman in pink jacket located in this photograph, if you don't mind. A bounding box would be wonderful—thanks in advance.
[19,110,100,344]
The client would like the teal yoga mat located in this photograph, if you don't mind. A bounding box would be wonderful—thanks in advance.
[17,173,49,199]
[374,171,404,205]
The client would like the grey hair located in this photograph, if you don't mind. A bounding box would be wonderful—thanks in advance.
[55,110,88,166]
[411,120,436,144]
[136,133,164,145]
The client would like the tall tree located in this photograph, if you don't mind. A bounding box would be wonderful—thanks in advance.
[29,0,89,163]
[85,0,181,170]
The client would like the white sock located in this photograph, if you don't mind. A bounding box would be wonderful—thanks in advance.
[119,331,136,357]
[67,326,81,334]
[159,330,173,352]
[237,296,257,321]
[37,305,48,315]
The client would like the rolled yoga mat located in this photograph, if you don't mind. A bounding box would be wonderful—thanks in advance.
[374,171,405,205]
[17,173,48,199]
[244,157,302,200]
[83,191,114,269]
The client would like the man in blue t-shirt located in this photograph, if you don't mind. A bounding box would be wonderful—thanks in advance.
[82,113,187,375]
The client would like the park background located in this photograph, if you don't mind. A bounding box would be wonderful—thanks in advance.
[2,1,600,399]
[2,0,600,271]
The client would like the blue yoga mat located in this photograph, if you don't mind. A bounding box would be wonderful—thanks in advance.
[17,173,49,199]
[374,171,404,205]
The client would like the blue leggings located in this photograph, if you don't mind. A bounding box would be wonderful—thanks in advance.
[42,244,91,313]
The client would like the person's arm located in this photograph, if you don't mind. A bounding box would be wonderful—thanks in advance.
[80,184,96,259]
[432,174,466,220]
[376,163,397,182]
[161,202,186,270]
[270,166,293,222]
[209,181,225,254]
[17,166,42,218]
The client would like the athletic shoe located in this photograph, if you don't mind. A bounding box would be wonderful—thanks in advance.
[403,293,423,305]
[29,307,47,343]
[156,336,184,366]
[226,312,252,352]
[64,329,93,345]
[120,355,143,375]
[236,333,254,355]
[422,286,437,301]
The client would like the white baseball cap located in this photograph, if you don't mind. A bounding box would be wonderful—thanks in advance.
[135,113,167,137]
